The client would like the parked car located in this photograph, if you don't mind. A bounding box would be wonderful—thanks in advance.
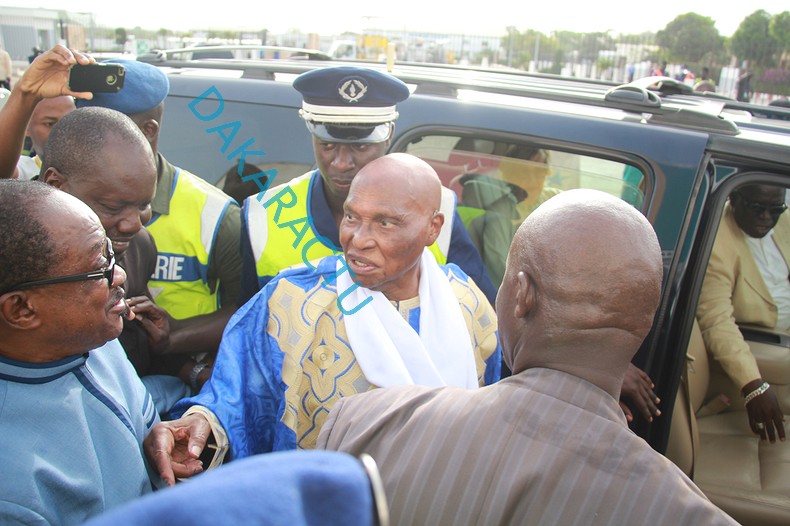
[147,54,790,525]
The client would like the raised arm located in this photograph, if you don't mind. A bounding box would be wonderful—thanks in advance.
[0,45,93,179]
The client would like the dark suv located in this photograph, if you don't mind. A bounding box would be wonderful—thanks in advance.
[148,54,790,525]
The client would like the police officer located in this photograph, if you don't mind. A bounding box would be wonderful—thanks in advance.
[78,60,242,364]
[239,66,496,304]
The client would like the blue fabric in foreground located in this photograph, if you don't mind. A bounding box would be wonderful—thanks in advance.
[84,450,376,526]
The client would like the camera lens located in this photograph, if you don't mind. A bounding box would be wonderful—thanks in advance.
[106,74,117,85]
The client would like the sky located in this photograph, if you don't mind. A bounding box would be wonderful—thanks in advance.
[9,1,790,37]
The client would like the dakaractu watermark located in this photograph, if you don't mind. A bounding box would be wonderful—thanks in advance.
[188,85,372,315]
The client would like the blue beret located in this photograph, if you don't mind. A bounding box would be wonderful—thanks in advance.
[76,59,169,115]
[294,67,409,143]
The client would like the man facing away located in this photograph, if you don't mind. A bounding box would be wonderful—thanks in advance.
[239,66,497,305]
[0,181,159,524]
[317,189,737,526]
[144,153,501,486]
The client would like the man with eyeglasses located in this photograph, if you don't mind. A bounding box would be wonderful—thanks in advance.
[40,106,205,414]
[0,181,160,524]
[697,184,789,443]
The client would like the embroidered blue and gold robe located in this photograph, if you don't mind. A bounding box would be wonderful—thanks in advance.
[172,255,500,458]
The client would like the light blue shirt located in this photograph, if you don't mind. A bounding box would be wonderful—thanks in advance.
[0,339,159,525]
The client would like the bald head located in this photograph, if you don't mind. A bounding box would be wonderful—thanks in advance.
[40,107,157,256]
[497,189,663,392]
[352,153,442,214]
[340,153,444,300]
[42,107,153,180]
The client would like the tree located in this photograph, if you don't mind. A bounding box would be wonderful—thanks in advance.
[619,32,656,46]
[578,32,615,62]
[596,57,615,79]
[501,29,553,70]
[551,31,613,63]
[730,10,778,67]
[476,41,495,65]
[769,11,790,56]
[656,12,722,63]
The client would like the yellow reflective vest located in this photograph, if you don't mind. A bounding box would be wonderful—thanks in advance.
[146,168,235,319]
[245,171,455,287]
[456,205,486,229]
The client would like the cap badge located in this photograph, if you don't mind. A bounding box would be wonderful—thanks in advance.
[338,77,368,103]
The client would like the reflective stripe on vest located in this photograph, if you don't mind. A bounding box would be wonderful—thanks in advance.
[431,187,455,265]
[146,168,232,319]
[248,173,337,283]
[247,171,455,284]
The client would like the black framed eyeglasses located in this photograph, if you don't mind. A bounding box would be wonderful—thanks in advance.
[735,194,788,217]
[3,240,116,294]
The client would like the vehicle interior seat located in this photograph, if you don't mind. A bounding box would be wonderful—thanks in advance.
[447,138,503,175]
[666,319,790,526]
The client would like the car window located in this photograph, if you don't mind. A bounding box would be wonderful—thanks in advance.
[160,88,314,191]
[402,133,645,287]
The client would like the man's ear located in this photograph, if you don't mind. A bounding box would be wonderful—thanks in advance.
[0,292,42,330]
[426,211,445,246]
[42,167,66,189]
[513,271,536,319]
[138,118,160,143]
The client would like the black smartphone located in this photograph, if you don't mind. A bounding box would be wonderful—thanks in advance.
[69,63,125,93]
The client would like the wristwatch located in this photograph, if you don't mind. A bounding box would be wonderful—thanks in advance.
[189,362,209,391]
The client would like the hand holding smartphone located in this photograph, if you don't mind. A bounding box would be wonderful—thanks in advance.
[69,63,125,93]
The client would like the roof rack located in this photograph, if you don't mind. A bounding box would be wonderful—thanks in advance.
[138,45,332,63]
[142,56,758,135]
[604,77,739,134]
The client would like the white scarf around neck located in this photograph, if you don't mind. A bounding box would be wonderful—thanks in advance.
[337,249,478,389]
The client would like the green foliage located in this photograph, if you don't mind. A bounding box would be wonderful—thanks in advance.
[769,11,790,53]
[207,30,240,40]
[596,57,614,71]
[502,29,540,68]
[475,41,495,64]
[730,10,778,67]
[655,12,722,63]
[501,28,616,70]
[553,31,615,62]
[619,32,656,45]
